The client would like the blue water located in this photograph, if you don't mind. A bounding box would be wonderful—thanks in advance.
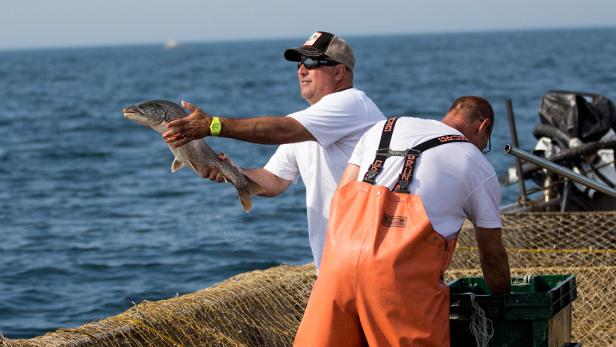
[1,27,615,338]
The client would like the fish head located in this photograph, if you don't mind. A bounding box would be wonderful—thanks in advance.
[122,100,186,126]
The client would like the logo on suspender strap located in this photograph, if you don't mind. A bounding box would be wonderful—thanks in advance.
[383,117,396,133]
[401,155,416,182]
[438,135,467,143]
[368,159,384,173]
[393,149,420,193]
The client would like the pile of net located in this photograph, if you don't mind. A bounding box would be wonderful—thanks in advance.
[3,212,615,347]
[451,212,616,346]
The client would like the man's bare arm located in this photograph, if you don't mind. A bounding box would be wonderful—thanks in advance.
[241,168,291,197]
[337,164,360,189]
[196,153,290,197]
[475,226,511,295]
[163,101,315,147]
[220,116,314,145]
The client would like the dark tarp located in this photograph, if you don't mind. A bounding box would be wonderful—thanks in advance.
[538,91,616,142]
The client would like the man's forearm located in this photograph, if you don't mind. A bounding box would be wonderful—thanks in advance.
[479,246,511,295]
[242,168,291,197]
[220,116,315,144]
[163,101,315,148]
[475,227,511,295]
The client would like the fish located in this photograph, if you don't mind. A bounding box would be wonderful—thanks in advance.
[122,100,264,212]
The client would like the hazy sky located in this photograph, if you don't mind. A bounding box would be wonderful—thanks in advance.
[1,0,615,49]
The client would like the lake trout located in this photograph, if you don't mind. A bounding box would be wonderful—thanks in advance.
[122,100,264,212]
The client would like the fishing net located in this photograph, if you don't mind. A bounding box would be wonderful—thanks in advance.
[450,212,616,346]
[3,212,615,347]
[3,264,316,347]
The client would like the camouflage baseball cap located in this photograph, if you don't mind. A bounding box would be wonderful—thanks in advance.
[284,31,355,71]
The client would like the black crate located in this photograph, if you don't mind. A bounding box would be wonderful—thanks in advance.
[449,274,577,347]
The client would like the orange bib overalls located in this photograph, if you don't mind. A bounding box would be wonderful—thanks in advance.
[295,118,470,347]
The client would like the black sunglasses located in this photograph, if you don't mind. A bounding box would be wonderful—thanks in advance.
[297,57,339,70]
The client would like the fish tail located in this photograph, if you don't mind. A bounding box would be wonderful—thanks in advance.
[237,188,253,212]
[236,178,265,213]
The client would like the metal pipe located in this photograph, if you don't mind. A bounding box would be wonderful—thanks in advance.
[506,99,528,205]
[504,145,616,198]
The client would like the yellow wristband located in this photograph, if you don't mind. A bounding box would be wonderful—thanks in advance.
[210,116,222,136]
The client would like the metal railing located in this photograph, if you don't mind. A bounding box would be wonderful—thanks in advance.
[504,145,616,198]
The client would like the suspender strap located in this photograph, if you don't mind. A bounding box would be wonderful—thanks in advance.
[411,135,470,152]
[393,134,470,193]
[393,149,421,193]
[362,117,471,193]
[362,117,399,184]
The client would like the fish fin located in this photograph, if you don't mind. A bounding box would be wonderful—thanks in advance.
[171,159,184,172]
[185,160,200,174]
[235,178,265,213]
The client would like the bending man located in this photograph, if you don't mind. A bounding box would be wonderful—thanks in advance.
[163,31,385,268]
[295,96,511,346]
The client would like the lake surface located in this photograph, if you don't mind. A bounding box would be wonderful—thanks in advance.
[1,27,615,338]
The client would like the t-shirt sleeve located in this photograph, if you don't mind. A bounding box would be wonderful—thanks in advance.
[263,144,300,183]
[349,130,368,166]
[288,93,365,148]
[464,174,503,229]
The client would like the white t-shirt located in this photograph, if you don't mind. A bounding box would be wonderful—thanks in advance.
[349,117,502,239]
[264,88,385,268]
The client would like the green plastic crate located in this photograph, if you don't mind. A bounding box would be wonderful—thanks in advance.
[449,274,577,347]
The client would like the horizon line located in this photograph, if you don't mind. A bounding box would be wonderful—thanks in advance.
[1,24,614,52]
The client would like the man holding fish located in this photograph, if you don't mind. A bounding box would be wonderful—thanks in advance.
[162,31,385,269]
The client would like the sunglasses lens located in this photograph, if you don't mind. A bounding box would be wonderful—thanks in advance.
[301,58,319,68]
[297,57,337,70]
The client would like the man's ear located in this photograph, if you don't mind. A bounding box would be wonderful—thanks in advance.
[335,64,345,81]
[480,118,492,133]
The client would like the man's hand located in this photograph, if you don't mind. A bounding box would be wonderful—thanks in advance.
[163,101,211,148]
[199,153,235,183]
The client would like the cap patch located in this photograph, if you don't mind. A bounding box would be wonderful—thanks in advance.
[304,32,322,46]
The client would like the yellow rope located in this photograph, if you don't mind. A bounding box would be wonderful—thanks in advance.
[457,246,616,254]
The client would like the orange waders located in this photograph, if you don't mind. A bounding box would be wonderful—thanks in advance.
[294,118,470,347]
